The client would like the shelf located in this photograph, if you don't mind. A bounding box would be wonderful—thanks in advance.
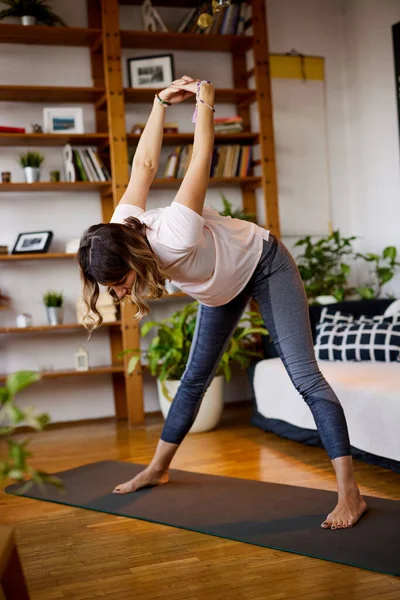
[0,253,75,262]
[0,133,109,147]
[151,177,261,189]
[0,365,125,383]
[120,0,197,5]
[0,86,106,103]
[0,24,101,47]
[0,322,122,334]
[120,30,254,53]
[0,182,111,192]
[124,87,257,106]
[128,132,259,146]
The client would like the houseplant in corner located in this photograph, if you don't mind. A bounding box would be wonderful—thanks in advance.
[43,290,63,325]
[19,151,44,183]
[355,245,400,300]
[120,301,269,433]
[0,0,66,26]
[215,192,258,223]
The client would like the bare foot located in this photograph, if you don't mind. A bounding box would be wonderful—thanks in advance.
[113,467,169,495]
[321,488,368,530]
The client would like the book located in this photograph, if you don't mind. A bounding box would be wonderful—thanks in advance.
[87,147,105,181]
[0,126,26,133]
[236,2,248,35]
[73,150,88,181]
[78,149,96,181]
[176,7,197,33]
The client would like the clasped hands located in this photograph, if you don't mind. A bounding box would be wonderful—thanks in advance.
[158,75,212,105]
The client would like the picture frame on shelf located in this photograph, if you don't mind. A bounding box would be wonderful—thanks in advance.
[127,54,175,89]
[43,108,84,134]
[12,231,53,255]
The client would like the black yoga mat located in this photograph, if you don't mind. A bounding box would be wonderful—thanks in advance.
[5,460,400,577]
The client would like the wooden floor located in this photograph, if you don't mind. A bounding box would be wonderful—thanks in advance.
[1,402,399,600]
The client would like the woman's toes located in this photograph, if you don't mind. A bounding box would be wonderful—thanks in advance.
[321,520,331,528]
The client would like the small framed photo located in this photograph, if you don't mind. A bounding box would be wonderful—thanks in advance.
[43,107,84,134]
[127,53,175,89]
[12,231,53,255]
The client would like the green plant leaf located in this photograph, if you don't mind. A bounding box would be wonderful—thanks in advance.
[127,355,141,375]
[356,287,376,300]
[6,371,40,398]
[383,246,397,261]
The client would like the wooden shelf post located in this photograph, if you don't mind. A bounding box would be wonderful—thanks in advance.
[250,0,280,237]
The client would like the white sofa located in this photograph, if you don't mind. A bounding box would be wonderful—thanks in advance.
[249,298,400,473]
[253,358,400,464]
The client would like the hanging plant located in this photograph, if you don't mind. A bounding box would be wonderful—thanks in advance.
[0,0,67,26]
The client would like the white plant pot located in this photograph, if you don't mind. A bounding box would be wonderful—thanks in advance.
[157,374,224,434]
[315,295,338,305]
[46,306,64,326]
[21,16,36,26]
[24,167,41,183]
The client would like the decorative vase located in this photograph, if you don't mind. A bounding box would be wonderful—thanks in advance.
[24,167,40,183]
[157,374,224,433]
[46,306,64,326]
[21,16,36,26]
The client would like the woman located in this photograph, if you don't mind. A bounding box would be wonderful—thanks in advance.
[78,75,367,531]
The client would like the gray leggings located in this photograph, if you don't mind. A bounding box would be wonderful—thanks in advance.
[161,234,351,460]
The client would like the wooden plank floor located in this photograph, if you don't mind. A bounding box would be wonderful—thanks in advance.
[1,402,399,599]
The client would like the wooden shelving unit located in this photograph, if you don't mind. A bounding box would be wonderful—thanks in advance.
[124,87,257,105]
[1,0,279,427]
[0,133,109,147]
[0,253,75,262]
[0,85,105,103]
[120,30,254,53]
[0,23,101,46]
[0,322,122,334]
[0,182,111,193]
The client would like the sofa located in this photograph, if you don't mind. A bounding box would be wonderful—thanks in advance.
[247,298,400,474]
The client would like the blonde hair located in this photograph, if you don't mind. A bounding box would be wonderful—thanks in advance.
[77,216,170,336]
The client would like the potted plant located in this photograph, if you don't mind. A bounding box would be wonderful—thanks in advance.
[355,246,400,300]
[0,0,66,26]
[120,301,269,433]
[43,290,63,325]
[19,151,44,183]
[294,230,357,304]
[0,370,63,494]
[215,192,258,223]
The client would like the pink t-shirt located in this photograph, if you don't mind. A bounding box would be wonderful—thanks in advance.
[110,201,270,307]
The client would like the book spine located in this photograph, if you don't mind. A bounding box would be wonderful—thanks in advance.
[88,147,105,181]
[93,149,111,180]
[177,7,196,33]
[83,148,99,181]
[236,2,247,35]
[73,150,87,181]
[77,149,94,181]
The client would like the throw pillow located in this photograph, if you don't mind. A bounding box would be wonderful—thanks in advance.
[319,306,400,325]
[314,320,400,362]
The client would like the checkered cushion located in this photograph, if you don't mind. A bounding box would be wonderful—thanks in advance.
[314,320,400,362]
[318,306,400,326]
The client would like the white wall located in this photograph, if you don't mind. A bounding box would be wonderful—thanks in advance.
[2,0,399,423]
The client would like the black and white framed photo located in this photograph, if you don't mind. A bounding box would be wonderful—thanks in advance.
[43,107,84,134]
[127,54,175,88]
[12,231,53,255]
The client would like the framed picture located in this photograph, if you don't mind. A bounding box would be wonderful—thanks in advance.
[12,231,53,255]
[127,53,175,89]
[43,108,84,134]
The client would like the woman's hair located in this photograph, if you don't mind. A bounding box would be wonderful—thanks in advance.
[77,216,170,336]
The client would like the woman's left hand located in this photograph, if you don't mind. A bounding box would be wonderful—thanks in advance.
[158,75,199,104]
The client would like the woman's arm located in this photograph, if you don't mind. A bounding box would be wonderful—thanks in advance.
[172,82,215,216]
[117,97,167,210]
[118,77,196,210]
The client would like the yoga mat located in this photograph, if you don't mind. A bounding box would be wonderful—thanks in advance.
[5,460,400,577]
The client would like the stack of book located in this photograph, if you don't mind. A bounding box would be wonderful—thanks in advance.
[214,116,245,133]
[66,146,111,182]
[0,245,8,255]
[76,292,119,325]
[164,144,252,179]
[177,2,250,36]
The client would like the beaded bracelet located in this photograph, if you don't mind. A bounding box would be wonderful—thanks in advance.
[192,80,215,123]
[155,92,171,107]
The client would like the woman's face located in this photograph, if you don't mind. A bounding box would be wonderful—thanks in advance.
[108,270,136,300]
